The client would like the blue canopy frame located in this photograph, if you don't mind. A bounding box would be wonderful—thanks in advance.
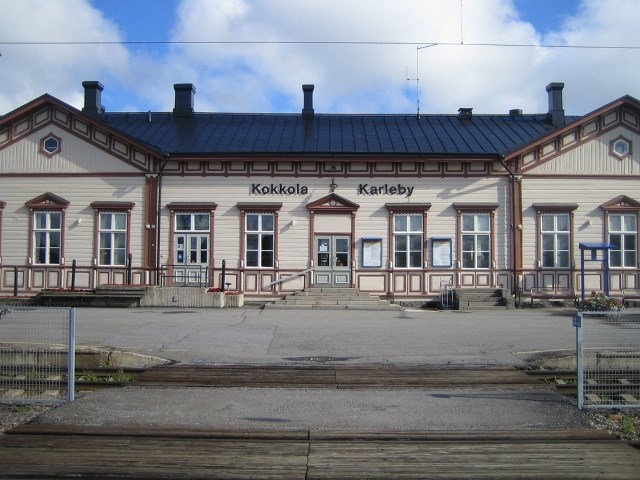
[578,242,617,301]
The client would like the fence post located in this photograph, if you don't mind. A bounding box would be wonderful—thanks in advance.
[13,266,18,297]
[67,308,76,402]
[573,312,584,409]
[71,259,77,290]
[127,253,133,285]
[221,259,226,292]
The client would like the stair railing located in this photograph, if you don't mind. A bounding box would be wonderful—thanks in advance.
[264,268,314,291]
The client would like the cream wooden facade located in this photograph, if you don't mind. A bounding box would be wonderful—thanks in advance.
[0,86,639,301]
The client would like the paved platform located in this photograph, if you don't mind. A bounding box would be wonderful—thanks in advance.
[73,306,579,366]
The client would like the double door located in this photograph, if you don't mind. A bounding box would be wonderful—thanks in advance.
[315,235,350,287]
[174,234,209,286]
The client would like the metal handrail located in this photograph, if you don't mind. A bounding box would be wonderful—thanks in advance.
[264,268,314,289]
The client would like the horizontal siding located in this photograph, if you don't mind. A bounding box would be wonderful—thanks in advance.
[0,177,146,265]
[0,126,143,174]
[521,178,639,270]
[160,175,510,271]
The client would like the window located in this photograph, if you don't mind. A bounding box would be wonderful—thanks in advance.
[394,214,422,268]
[246,213,274,268]
[541,214,570,268]
[99,212,127,266]
[610,136,632,159]
[40,133,61,157]
[176,213,210,231]
[609,214,637,268]
[461,213,490,269]
[34,211,62,264]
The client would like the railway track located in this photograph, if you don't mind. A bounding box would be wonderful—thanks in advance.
[0,364,598,395]
[4,364,640,404]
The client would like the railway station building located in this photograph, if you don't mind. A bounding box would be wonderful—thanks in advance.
[0,81,638,303]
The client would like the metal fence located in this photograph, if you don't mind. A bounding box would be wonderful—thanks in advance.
[574,310,640,410]
[0,306,75,404]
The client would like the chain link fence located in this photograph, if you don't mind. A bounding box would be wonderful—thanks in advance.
[0,306,75,404]
[574,310,640,410]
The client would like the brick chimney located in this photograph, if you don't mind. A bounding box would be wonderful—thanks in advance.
[173,83,196,117]
[302,84,314,118]
[82,81,105,116]
[546,82,565,127]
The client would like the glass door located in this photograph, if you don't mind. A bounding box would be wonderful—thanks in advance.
[174,234,209,286]
[315,235,350,287]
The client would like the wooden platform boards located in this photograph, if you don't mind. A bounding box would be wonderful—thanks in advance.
[2,425,640,479]
[135,364,544,388]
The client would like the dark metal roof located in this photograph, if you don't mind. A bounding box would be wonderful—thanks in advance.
[102,112,580,157]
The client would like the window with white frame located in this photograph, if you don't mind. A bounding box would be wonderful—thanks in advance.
[461,213,490,269]
[541,213,570,268]
[394,214,423,268]
[34,211,62,265]
[99,212,127,266]
[246,213,274,268]
[175,213,210,232]
[609,214,637,268]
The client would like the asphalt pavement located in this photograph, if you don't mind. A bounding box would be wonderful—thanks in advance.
[31,306,591,432]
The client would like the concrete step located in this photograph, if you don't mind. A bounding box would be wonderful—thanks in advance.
[267,287,402,311]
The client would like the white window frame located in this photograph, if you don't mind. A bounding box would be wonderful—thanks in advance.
[541,213,570,268]
[98,212,128,266]
[461,213,491,269]
[393,213,423,269]
[608,213,637,268]
[33,211,62,265]
[246,213,275,268]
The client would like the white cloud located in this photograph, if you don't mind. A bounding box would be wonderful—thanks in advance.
[1,0,639,116]
[0,0,129,113]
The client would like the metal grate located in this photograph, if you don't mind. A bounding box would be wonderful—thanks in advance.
[574,311,640,409]
[0,306,75,404]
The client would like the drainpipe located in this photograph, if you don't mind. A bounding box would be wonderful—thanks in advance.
[498,155,520,294]
[156,153,170,285]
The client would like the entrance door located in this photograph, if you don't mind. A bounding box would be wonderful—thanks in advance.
[174,234,209,285]
[315,235,350,287]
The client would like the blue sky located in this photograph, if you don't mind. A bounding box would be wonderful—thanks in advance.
[1,0,639,116]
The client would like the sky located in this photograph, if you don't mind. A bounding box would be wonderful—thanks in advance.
[1,0,640,117]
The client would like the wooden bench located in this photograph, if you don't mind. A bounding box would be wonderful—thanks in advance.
[622,288,640,306]
[530,287,577,307]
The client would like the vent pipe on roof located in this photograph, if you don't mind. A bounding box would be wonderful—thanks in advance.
[509,109,523,117]
[458,107,473,120]
[546,82,565,127]
[82,81,105,116]
[173,83,196,117]
[302,84,314,118]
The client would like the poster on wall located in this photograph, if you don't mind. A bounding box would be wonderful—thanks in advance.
[431,238,452,267]
[362,238,382,268]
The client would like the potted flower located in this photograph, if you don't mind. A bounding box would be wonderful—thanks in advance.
[578,291,624,312]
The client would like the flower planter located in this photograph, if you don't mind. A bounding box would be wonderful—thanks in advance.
[225,293,244,308]
[211,292,226,308]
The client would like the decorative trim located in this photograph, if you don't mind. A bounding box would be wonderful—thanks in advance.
[167,202,218,212]
[25,192,70,210]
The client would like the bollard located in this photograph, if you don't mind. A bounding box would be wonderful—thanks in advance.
[71,259,77,290]
[221,259,226,292]
[127,253,133,285]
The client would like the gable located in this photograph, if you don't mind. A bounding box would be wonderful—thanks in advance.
[307,193,360,213]
[509,99,640,176]
[0,99,158,174]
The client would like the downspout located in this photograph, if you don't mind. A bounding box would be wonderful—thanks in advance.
[156,153,171,285]
[498,155,519,294]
